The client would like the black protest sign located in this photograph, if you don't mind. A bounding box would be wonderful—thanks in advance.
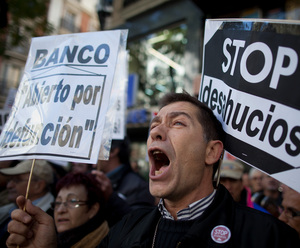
[200,19,300,192]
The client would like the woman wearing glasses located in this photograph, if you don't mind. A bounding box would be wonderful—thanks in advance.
[53,172,109,248]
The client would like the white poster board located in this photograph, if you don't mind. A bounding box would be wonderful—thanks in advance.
[0,30,128,164]
[200,19,300,192]
[111,51,128,140]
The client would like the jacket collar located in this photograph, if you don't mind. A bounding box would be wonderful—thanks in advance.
[121,185,235,247]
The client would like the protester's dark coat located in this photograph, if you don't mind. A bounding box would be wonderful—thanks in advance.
[58,211,109,248]
[98,184,299,248]
[109,164,154,209]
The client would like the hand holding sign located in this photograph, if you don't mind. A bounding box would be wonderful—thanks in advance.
[0,30,128,164]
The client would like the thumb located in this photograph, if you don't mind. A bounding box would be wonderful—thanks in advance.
[16,195,26,210]
[16,196,50,224]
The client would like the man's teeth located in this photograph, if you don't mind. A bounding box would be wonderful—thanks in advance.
[155,170,163,175]
[153,150,163,160]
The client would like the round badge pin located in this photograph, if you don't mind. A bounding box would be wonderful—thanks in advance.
[211,225,231,244]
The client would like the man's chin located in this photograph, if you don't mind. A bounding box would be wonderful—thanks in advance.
[150,185,166,199]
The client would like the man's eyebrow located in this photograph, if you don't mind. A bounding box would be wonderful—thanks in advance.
[150,115,161,126]
[168,111,193,121]
[150,111,193,126]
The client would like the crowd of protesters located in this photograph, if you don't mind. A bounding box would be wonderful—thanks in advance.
[0,94,300,248]
[0,137,155,247]
[0,148,299,247]
[220,156,300,238]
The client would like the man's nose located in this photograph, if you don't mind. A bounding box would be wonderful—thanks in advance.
[278,211,288,223]
[6,179,15,188]
[150,124,166,141]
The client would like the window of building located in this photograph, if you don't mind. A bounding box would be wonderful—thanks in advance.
[1,63,22,94]
[61,10,78,33]
[128,23,187,108]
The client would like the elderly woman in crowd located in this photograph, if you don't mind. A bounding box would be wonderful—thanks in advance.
[53,172,109,248]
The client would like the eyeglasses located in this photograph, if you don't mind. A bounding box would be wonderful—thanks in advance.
[52,199,88,210]
[282,207,300,219]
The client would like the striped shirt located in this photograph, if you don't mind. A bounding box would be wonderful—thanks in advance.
[157,190,216,220]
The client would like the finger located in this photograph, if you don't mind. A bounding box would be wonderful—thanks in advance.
[11,208,32,225]
[13,199,51,226]
[7,219,33,239]
[91,170,107,185]
[16,195,26,210]
[6,232,29,247]
[24,199,53,224]
[91,169,105,178]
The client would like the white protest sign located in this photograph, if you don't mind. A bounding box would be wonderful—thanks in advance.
[111,51,128,141]
[200,19,300,192]
[0,30,128,164]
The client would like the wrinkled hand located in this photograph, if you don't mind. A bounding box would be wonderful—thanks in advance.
[6,195,57,248]
[91,170,113,201]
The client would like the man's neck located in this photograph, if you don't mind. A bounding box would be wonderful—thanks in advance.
[163,186,214,220]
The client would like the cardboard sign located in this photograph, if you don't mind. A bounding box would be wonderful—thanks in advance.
[0,30,128,164]
[200,19,300,192]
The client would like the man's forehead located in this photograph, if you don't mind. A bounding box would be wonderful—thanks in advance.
[285,188,300,200]
[158,101,197,115]
[151,110,192,123]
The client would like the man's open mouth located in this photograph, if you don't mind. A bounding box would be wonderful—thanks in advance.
[151,150,170,175]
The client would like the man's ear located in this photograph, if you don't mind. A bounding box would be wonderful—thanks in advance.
[205,140,224,165]
[109,147,120,158]
[32,180,47,194]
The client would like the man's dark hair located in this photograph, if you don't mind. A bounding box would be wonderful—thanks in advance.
[111,137,131,166]
[159,92,225,178]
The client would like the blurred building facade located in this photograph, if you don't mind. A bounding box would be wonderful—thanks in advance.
[48,0,99,35]
[0,0,99,109]
[98,0,300,173]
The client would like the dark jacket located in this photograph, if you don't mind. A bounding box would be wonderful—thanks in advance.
[98,184,299,248]
[108,164,154,209]
[57,211,109,248]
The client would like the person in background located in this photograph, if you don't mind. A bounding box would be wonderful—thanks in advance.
[47,160,68,197]
[252,172,283,217]
[0,160,20,206]
[248,167,264,195]
[71,162,93,174]
[278,185,300,237]
[0,159,54,246]
[242,170,250,189]
[0,160,20,242]
[53,172,109,248]
[94,137,155,209]
[219,159,269,213]
[5,92,300,248]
